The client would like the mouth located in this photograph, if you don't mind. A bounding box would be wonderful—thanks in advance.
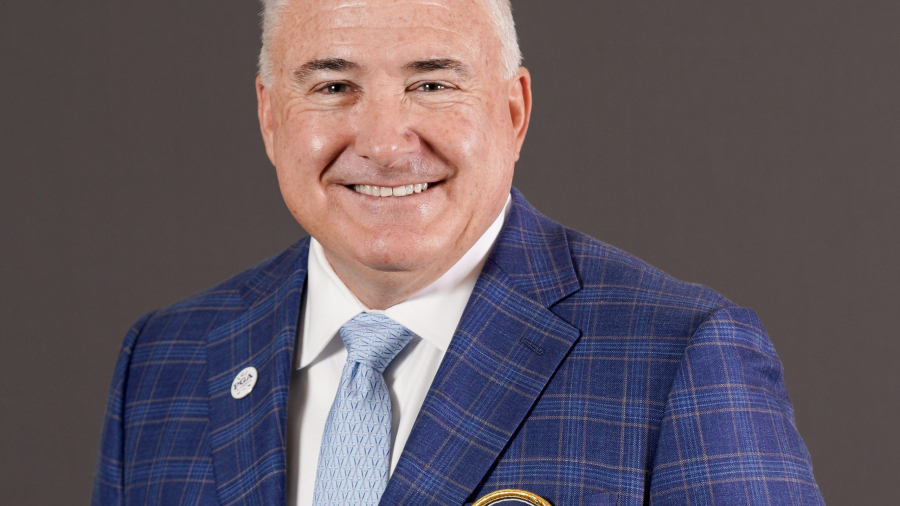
[347,181,437,198]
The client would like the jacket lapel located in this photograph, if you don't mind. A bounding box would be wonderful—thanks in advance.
[381,189,583,506]
[205,239,309,506]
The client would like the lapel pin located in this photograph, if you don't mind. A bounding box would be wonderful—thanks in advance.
[231,366,258,400]
[472,489,552,506]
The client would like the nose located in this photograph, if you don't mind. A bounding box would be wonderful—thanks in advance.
[352,94,420,168]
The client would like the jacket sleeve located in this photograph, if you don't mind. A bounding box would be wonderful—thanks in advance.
[648,306,825,505]
[91,311,155,506]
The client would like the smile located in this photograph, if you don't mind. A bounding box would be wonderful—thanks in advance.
[351,183,431,198]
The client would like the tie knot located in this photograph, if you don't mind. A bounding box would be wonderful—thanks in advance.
[339,313,414,373]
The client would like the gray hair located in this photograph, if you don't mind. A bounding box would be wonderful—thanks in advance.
[257,0,522,86]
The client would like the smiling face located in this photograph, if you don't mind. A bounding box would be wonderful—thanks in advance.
[257,0,531,307]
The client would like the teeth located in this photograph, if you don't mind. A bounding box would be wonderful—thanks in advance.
[353,183,433,198]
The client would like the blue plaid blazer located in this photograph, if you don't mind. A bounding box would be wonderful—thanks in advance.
[93,188,824,506]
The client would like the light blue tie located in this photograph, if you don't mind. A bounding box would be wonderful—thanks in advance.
[312,313,415,506]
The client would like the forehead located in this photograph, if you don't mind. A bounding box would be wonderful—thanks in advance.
[275,0,497,67]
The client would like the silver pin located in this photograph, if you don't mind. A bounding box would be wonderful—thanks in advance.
[231,366,258,400]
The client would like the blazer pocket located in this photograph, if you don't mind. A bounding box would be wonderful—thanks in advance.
[585,492,618,506]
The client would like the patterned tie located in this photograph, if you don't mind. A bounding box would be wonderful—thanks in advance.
[312,313,415,506]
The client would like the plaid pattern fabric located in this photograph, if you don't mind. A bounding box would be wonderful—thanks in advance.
[92,188,824,505]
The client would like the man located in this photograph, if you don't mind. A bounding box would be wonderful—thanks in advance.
[92,0,825,505]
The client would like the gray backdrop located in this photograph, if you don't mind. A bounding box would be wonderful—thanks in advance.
[2,1,897,504]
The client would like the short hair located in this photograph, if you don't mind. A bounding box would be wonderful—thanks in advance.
[257,0,522,87]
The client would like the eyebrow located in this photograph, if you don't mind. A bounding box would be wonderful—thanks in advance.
[292,58,360,84]
[404,58,472,77]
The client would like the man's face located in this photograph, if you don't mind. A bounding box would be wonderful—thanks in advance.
[258,0,530,283]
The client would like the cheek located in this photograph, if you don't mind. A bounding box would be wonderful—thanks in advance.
[420,107,492,170]
[274,110,349,183]
[424,101,514,187]
[271,107,353,228]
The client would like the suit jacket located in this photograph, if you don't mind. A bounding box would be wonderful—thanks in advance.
[92,188,825,506]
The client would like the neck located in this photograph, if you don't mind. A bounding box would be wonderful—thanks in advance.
[317,193,511,310]
[323,247,469,310]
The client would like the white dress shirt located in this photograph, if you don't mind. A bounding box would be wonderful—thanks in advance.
[287,195,511,506]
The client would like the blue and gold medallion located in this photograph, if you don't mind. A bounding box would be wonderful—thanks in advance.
[472,489,552,506]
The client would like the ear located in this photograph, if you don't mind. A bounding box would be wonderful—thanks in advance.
[256,74,277,166]
[508,67,533,161]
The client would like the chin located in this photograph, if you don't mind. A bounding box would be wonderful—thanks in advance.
[351,232,447,274]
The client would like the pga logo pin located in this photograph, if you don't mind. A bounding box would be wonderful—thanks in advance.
[231,366,258,400]
[472,489,551,506]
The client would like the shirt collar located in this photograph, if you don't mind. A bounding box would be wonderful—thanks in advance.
[297,194,512,370]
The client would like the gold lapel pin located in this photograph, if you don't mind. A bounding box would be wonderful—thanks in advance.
[472,489,552,506]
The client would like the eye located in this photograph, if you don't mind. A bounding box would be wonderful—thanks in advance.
[318,82,351,94]
[416,82,447,92]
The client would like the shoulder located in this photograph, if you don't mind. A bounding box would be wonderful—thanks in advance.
[560,227,785,386]
[502,188,733,335]
[132,238,310,347]
[563,226,731,316]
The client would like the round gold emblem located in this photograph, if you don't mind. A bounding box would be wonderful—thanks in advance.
[472,489,552,506]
